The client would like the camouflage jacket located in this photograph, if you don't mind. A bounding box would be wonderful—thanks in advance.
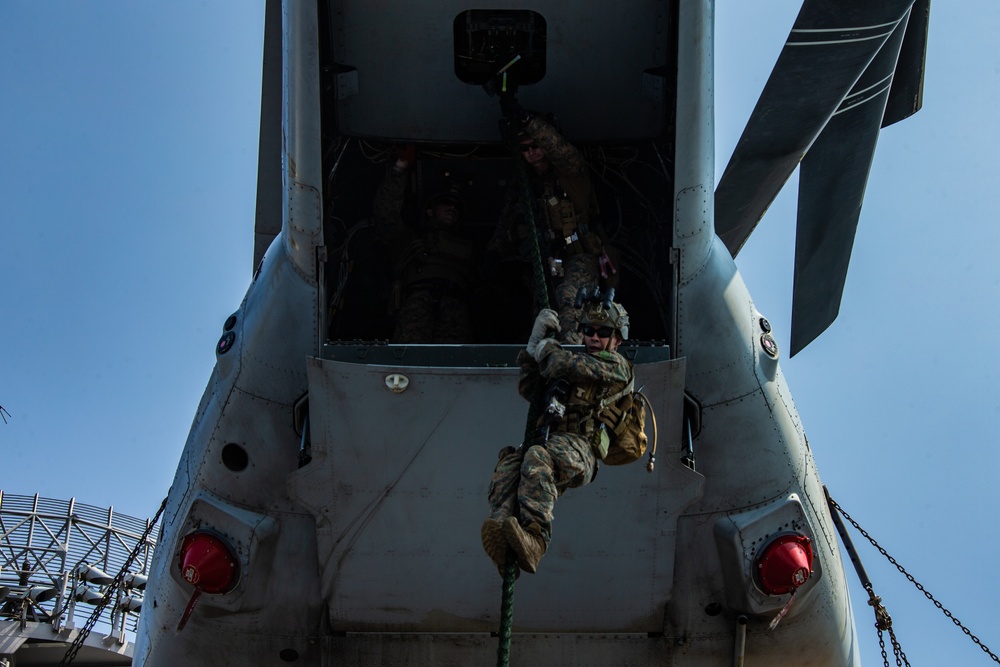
[516,344,632,434]
[372,164,473,290]
[488,117,603,262]
[372,164,413,264]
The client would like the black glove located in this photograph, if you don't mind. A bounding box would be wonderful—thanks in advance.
[500,93,531,127]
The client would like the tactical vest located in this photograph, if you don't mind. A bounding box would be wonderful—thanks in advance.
[537,172,603,259]
[536,372,630,437]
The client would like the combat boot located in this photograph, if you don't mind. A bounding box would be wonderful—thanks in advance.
[481,518,519,578]
[502,517,547,574]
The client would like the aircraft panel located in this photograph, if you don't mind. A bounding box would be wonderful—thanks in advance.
[328,632,674,666]
[287,346,700,634]
[326,0,670,142]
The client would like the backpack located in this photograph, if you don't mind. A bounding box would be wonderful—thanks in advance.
[593,376,657,468]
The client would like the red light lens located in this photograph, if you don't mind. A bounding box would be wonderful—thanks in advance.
[178,532,239,594]
[755,534,814,596]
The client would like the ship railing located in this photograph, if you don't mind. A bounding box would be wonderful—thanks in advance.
[0,491,158,642]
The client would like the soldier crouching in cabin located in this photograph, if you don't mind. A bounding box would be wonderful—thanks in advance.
[482,296,633,575]
[373,148,475,343]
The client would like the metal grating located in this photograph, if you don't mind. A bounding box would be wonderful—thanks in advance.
[0,491,160,641]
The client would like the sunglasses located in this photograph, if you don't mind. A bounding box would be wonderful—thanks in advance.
[519,143,540,152]
[580,325,614,338]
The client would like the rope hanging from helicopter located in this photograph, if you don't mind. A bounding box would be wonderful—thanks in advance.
[494,156,554,667]
[824,488,999,666]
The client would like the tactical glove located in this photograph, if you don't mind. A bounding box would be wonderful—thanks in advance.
[526,308,560,356]
[531,337,558,363]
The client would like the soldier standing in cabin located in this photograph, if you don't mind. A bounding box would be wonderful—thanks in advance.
[482,297,633,575]
[487,93,616,344]
[372,149,476,343]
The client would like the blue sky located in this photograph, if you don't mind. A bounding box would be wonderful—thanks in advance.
[2,2,998,664]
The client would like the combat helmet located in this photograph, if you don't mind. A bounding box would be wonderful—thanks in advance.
[580,296,630,341]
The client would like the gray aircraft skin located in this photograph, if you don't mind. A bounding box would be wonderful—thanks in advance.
[133,0,928,665]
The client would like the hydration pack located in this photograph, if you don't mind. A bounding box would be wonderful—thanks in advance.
[592,373,656,467]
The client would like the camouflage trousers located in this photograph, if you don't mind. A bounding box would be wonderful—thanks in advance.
[487,432,596,545]
[394,288,472,343]
[554,253,599,344]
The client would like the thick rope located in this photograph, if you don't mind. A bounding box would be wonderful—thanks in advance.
[496,560,518,667]
[496,158,552,667]
[519,160,553,318]
[519,157,552,440]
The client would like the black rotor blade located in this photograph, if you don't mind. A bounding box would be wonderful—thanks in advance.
[715,0,915,257]
[789,13,911,356]
[882,0,930,128]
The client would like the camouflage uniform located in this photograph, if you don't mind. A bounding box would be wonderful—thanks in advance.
[487,344,633,545]
[372,165,474,343]
[488,117,608,344]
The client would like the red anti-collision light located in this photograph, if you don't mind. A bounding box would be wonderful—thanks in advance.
[178,532,239,594]
[755,533,813,596]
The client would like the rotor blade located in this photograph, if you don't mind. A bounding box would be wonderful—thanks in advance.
[253,0,283,271]
[789,13,910,356]
[882,0,930,127]
[715,0,916,257]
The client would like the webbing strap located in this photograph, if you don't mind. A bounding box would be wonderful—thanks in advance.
[598,375,634,411]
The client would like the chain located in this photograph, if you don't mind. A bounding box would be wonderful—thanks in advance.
[877,629,889,666]
[865,581,910,667]
[876,626,911,667]
[830,498,1000,664]
[888,622,910,666]
[60,497,167,666]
